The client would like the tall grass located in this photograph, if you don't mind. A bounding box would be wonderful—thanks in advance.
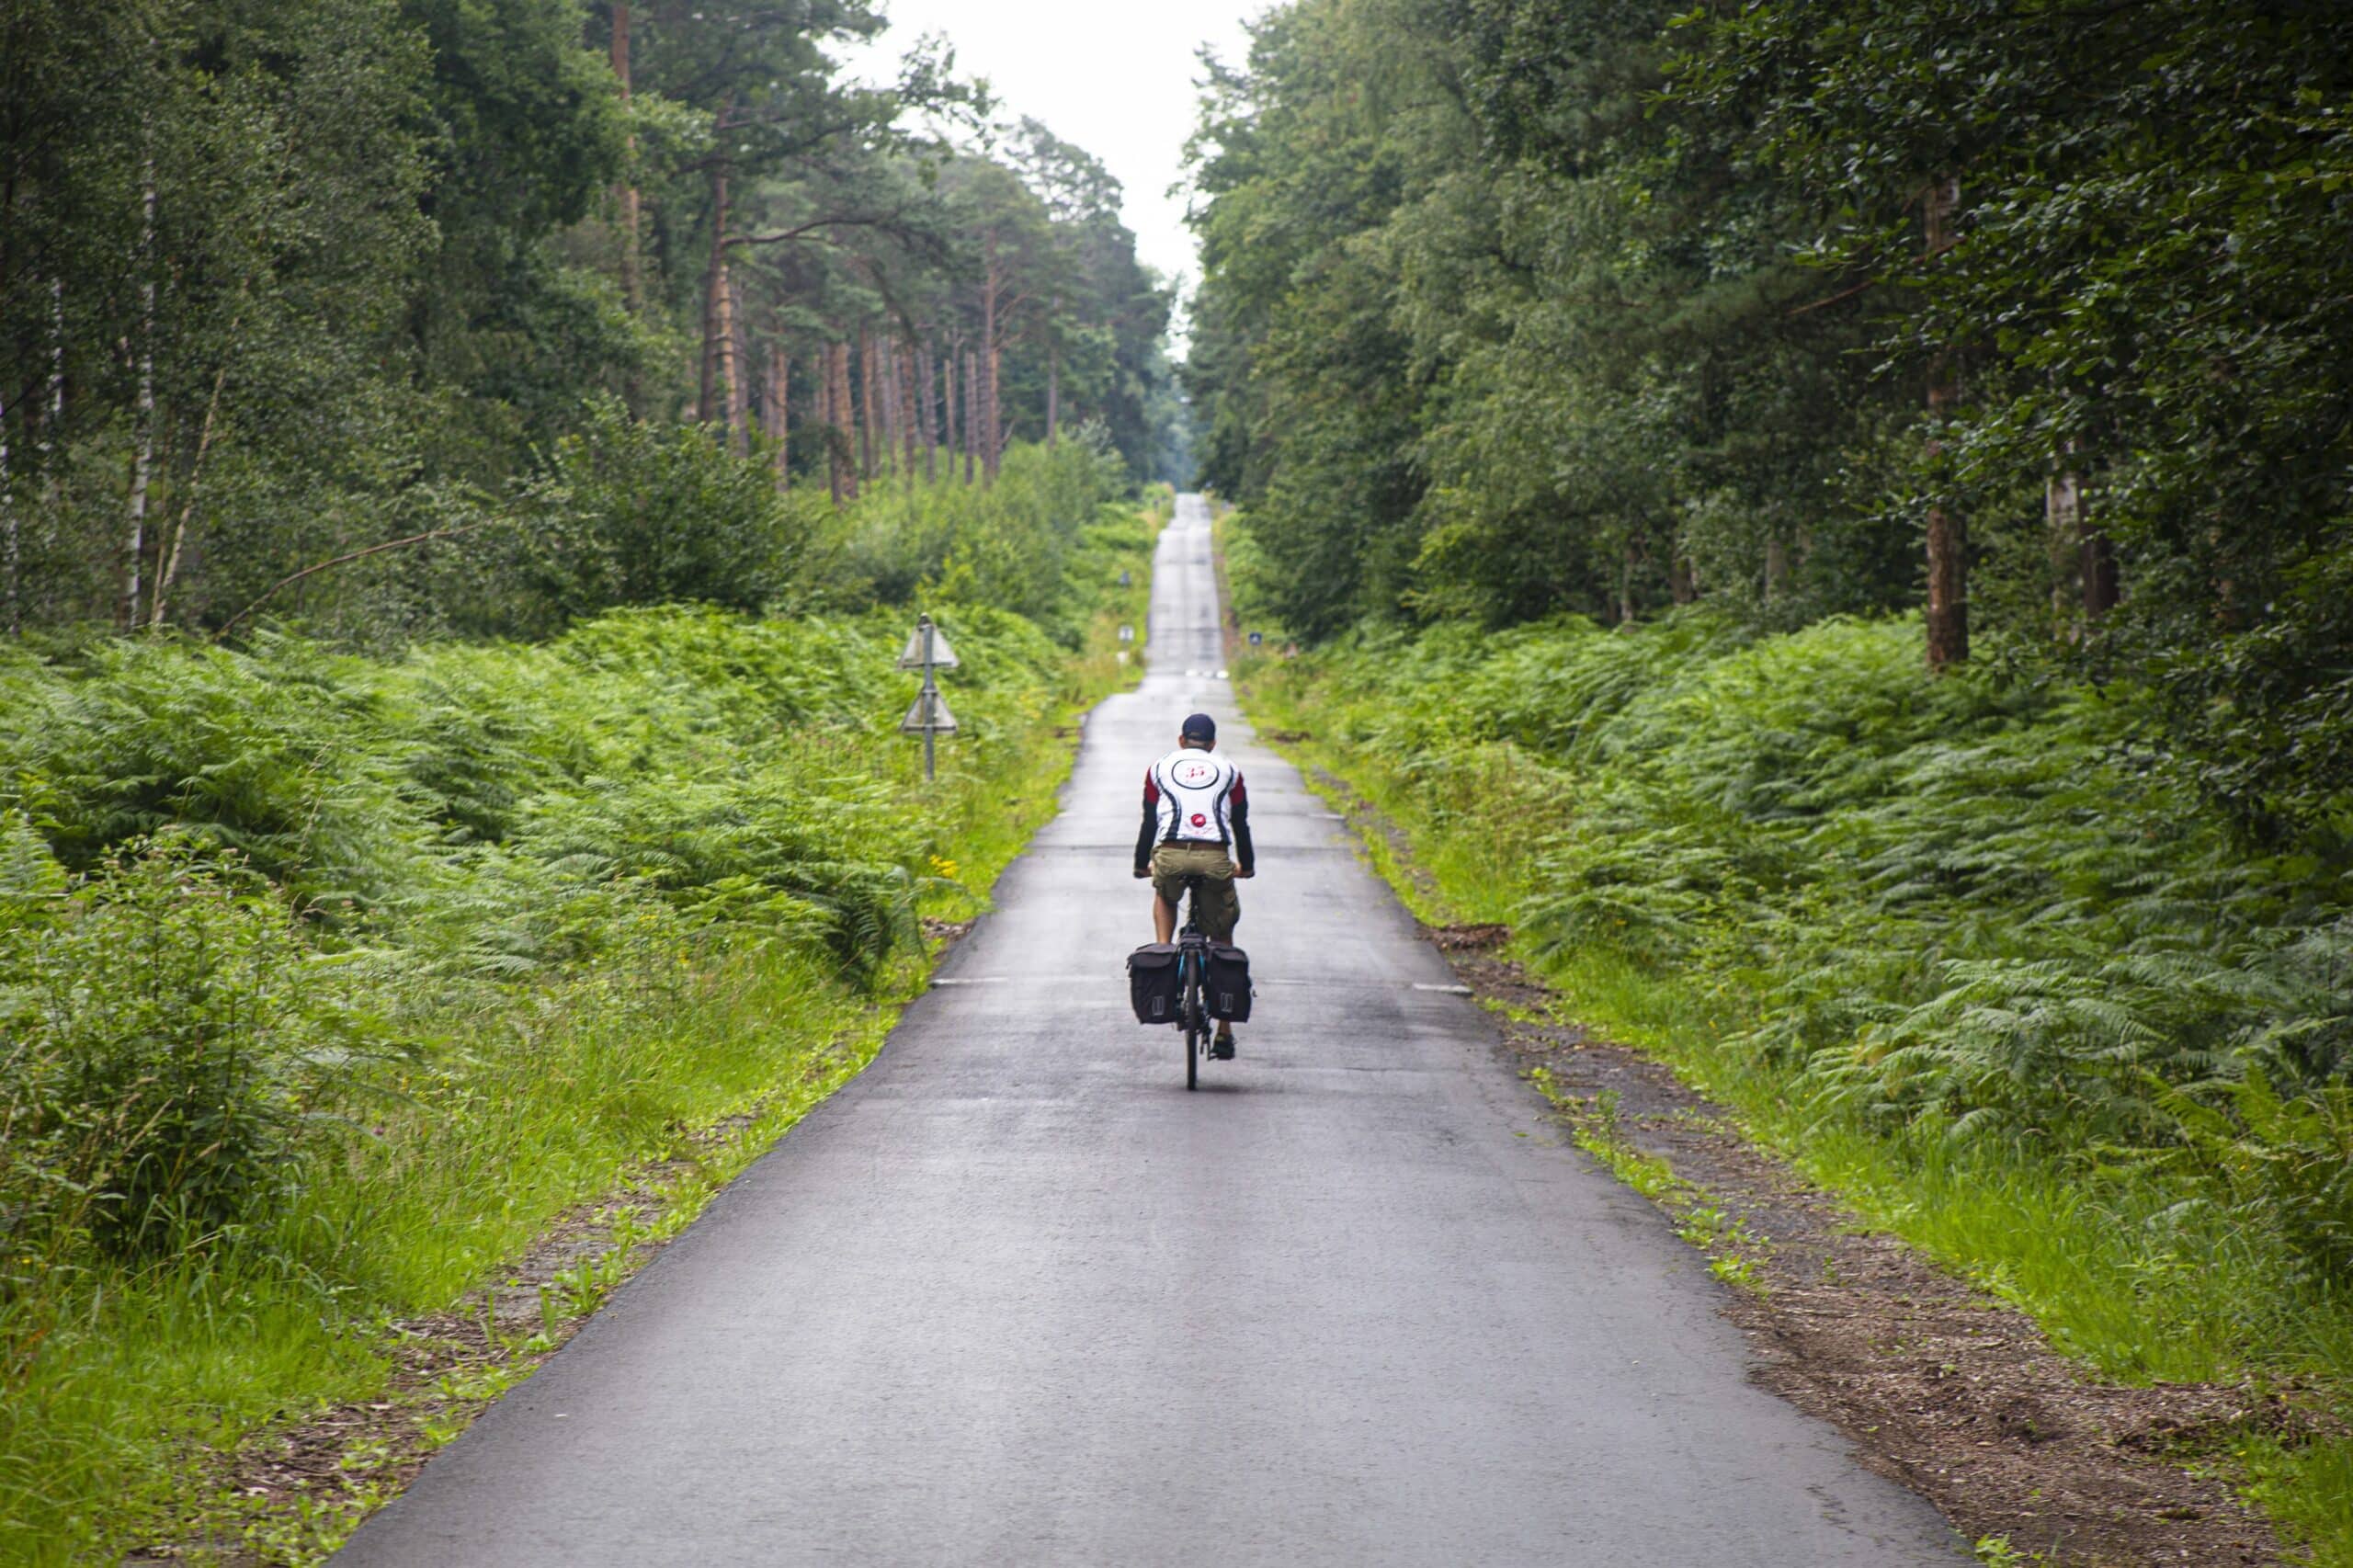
[0,446,1154,1562]
[1241,608,2353,1557]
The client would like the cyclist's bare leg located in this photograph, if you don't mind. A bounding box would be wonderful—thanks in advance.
[1153,892,1177,945]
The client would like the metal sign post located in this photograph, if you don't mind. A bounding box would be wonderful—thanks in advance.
[897,613,961,781]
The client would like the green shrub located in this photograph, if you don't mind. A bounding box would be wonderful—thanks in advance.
[1258,609,2353,1278]
[1,834,391,1261]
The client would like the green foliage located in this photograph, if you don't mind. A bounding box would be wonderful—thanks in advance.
[503,397,829,630]
[1255,613,2353,1275]
[0,835,392,1262]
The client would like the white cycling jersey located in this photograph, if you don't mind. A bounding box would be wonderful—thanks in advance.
[1145,747,1245,846]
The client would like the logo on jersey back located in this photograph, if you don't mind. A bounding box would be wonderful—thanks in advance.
[1190,812,1207,827]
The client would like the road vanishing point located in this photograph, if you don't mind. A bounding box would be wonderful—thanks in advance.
[335,496,1966,1566]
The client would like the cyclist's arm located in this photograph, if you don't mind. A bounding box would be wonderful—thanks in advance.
[1231,777,1255,876]
[1134,770,1160,877]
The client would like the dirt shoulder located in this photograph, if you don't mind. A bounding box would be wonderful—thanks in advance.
[1424,915,2290,1567]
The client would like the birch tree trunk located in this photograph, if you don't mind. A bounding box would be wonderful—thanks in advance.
[717,259,746,456]
[124,160,156,630]
[152,346,233,631]
[1922,173,1968,670]
[2046,444,2082,634]
[3,381,16,636]
[43,279,63,520]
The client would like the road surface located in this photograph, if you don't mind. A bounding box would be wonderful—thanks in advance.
[335,496,1963,1565]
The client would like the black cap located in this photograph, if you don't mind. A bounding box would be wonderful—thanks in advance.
[1181,711,1217,743]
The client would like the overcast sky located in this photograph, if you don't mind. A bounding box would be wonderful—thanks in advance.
[841,0,1267,347]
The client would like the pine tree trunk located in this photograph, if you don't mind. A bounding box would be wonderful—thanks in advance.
[1763,535,1788,602]
[123,160,156,631]
[767,350,789,489]
[961,347,978,484]
[1046,340,1060,449]
[699,163,730,425]
[1668,553,1695,605]
[831,340,858,503]
[816,346,841,506]
[898,346,918,478]
[943,339,961,479]
[876,335,901,478]
[1922,173,1968,670]
[980,241,1001,484]
[858,330,876,479]
[915,341,938,483]
[610,4,641,315]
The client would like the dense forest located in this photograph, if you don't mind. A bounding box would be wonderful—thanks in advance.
[1,0,1188,642]
[1189,0,2352,842]
[1199,1,2353,1552]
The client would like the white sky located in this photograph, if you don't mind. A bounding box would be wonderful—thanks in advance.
[842,0,1267,347]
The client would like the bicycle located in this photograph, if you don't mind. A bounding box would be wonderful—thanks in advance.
[1174,873,1216,1091]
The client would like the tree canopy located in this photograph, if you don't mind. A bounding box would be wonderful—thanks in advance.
[1185,0,2353,842]
[0,0,1189,642]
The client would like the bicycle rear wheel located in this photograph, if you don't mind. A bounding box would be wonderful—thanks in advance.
[1183,961,1202,1091]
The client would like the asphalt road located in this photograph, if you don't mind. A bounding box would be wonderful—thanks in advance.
[335,496,1965,1566]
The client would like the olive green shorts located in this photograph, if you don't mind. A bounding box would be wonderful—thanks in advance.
[1150,842,1239,940]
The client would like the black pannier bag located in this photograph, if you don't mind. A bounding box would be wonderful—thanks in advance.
[1128,943,1183,1025]
[1205,943,1253,1022]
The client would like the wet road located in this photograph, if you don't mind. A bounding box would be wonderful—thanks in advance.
[335,495,1963,1566]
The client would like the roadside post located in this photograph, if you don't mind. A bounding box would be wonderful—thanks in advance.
[897,613,961,781]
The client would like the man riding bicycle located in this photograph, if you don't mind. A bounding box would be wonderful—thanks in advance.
[1133,711,1254,1058]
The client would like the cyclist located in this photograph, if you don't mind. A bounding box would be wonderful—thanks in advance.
[1133,711,1255,1058]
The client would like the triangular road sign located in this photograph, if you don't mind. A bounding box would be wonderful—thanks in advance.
[898,688,959,735]
[896,622,960,670]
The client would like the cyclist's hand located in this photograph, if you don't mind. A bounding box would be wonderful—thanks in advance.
[1235,866,1256,879]
[1132,867,1151,879]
